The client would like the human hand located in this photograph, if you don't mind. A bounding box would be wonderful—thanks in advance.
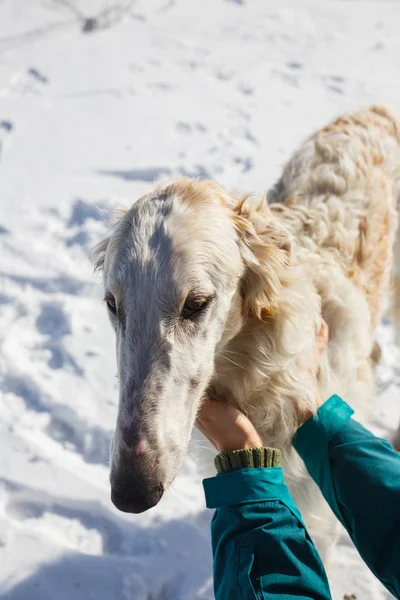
[195,399,263,454]
[312,318,329,376]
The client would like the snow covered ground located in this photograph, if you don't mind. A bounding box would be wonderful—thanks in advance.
[1,1,400,598]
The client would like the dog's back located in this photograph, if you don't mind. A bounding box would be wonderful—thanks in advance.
[269,105,400,339]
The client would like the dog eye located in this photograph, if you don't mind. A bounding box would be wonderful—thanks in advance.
[104,294,117,315]
[181,295,211,319]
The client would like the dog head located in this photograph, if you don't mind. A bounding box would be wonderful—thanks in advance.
[94,178,291,513]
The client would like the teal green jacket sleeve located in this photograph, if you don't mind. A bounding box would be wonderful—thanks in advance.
[294,394,400,599]
[203,468,332,600]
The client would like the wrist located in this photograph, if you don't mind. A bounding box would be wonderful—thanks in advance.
[217,435,263,454]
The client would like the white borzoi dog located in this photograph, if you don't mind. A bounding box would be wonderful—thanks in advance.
[94,105,400,561]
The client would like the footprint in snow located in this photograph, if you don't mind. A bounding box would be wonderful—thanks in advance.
[46,404,111,465]
[36,301,71,339]
[287,61,303,70]
[65,197,111,255]
[68,198,107,228]
[175,122,208,135]
[0,120,13,133]
[36,300,84,376]
[27,67,49,84]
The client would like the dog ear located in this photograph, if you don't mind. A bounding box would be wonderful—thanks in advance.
[93,235,110,273]
[232,195,292,319]
[92,208,127,274]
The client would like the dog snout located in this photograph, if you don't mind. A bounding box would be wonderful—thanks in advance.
[111,481,164,513]
[110,439,164,513]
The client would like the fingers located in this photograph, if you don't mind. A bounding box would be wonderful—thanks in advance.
[315,318,329,356]
[195,397,263,453]
[196,398,238,426]
[318,318,329,343]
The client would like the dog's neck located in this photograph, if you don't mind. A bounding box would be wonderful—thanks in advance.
[210,273,321,448]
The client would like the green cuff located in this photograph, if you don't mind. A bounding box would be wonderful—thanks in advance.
[204,467,291,507]
[203,468,304,524]
[215,447,281,473]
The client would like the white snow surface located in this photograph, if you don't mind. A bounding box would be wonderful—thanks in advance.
[1,1,400,598]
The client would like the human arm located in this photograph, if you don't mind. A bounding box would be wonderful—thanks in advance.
[202,462,332,600]
[294,395,400,599]
[198,398,332,600]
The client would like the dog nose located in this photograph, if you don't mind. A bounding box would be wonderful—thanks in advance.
[111,483,163,514]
